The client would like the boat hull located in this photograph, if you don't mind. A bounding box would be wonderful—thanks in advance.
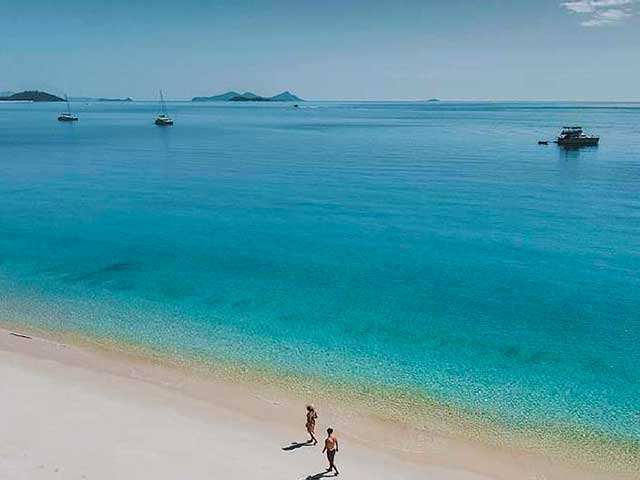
[58,116,78,122]
[557,137,599,147]
[155,118,173,126]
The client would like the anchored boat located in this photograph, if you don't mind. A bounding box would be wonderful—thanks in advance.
[58,95,78,122]
[557,127,598,147]
[155,90,173,126]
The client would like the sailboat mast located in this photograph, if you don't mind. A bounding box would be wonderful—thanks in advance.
[65,94,71,115]
[159,89,166,114]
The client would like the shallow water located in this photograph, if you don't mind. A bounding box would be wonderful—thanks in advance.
[1,100,639,446]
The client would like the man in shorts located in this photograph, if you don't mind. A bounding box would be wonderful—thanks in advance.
[322,427,339,475]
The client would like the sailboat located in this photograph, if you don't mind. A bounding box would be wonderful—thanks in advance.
[58,94,78,122]
[155,90,173,126]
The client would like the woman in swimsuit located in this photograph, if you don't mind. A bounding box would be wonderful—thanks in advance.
[306,404,318,445]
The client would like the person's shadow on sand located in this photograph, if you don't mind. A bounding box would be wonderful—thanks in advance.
[304,471,336,479]
[282,441,312,451]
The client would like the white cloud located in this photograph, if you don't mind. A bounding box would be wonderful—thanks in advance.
[581,7,633,25]
[561,0,637,26]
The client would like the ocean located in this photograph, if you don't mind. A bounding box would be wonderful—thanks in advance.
[1,100,638,459]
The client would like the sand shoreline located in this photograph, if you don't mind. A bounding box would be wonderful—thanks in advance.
[0,324,634,479]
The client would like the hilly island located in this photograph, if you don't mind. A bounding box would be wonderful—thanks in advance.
[0,90,64,102]
[192,91,302,102]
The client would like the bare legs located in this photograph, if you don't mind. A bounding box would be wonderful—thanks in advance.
[326,450,339,475]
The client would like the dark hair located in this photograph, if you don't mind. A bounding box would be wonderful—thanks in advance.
[327,428,333,435]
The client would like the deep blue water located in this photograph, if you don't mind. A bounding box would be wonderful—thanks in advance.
[1,100,639,443]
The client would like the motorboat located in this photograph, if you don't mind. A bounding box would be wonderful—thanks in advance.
[557,127,598,146]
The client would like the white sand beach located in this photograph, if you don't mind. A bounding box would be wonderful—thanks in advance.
[0,327,633,480]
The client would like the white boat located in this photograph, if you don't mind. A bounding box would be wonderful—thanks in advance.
[58,95,78,122]
[155,90,173,126]
[557,127,598,146]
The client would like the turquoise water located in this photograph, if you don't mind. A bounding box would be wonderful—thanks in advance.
[1,101,639,445]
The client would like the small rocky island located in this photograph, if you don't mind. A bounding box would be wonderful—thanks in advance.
[193,91,303,102]
[0,90,64,102]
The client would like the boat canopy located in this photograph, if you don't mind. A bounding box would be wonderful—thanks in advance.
[561,128,584,135]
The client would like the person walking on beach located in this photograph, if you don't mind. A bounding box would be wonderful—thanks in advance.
[322,428,339,475]
[306,404,318,445]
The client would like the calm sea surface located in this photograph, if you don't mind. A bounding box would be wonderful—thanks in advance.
[1,101,639,445]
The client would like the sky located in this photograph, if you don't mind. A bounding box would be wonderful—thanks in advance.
[1,0,639,100]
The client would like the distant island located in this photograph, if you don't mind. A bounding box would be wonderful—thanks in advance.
[193,91,303,102]
[193,91,242,101]
[427,98,440,102]
[70,97,133,102]
[0,90,64,102]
